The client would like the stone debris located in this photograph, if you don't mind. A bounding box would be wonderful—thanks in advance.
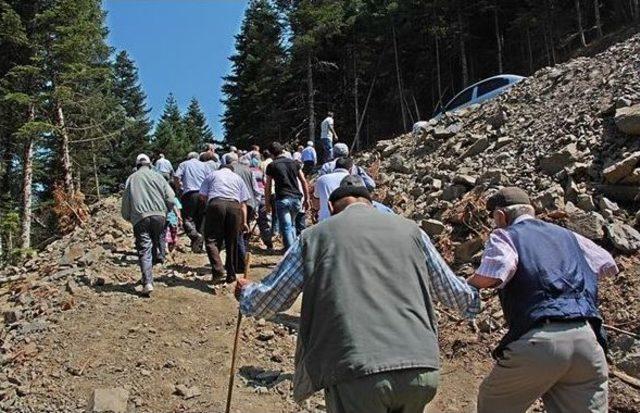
[173,384,201,400]
[359,34,640,258]
[615,104,640,135]
[87,388,129,413]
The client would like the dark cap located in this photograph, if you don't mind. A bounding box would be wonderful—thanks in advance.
[486,187,531,212]
[329,175,372,203]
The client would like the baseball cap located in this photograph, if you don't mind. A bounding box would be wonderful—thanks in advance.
[333,143,349,157]
[136,154,151,166]
[486,187,531,212]
[329,175,372,203]
[307,141,314,147]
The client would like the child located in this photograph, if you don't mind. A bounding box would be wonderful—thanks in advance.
[165,182,183,252]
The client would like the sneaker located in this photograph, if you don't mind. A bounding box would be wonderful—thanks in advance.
[142,283,154,296]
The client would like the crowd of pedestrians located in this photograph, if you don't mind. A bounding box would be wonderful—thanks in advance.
[120,111,616,413]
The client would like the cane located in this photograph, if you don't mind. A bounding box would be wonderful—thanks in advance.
[225,252,251,413]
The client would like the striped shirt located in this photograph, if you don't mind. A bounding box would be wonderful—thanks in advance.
[240,228,481,320]
[476,215,619,288]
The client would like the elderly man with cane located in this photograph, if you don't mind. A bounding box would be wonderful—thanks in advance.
[234,176,479,412]
[467,187,618,413]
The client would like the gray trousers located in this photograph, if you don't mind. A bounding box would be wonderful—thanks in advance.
[478,320,608,413]
[133,215,166,285]
[324,368,439,413]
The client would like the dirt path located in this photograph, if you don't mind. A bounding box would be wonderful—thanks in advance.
[3,236,495,413]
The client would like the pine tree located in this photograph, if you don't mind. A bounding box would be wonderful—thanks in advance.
[183,97,213,150]
[222,0,288,147]
[152,93,190,163]
[36,0,120,196]
[110,50,152,187]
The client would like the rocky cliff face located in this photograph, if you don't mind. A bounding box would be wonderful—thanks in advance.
[360,34,640,267]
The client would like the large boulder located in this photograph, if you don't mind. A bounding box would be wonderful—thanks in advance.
[460,135,490,158]
[388,154,412,174]
[565,211,606,240]
[421,219,446,237]
[539,143,581,175]
[602,151,640,184]
[606,222,640,253]
[87,388,129,413]
[442,184,468,202]
[455,237,484,262]
[615,104,640,135]
[532,186,565,211]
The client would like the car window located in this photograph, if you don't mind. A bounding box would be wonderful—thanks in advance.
[476,77,510,96]
[445,87,474,111]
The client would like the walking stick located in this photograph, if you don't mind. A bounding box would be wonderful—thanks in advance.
[225,252,251,413]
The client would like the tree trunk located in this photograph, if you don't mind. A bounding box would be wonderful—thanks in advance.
[526,25,533,74]
[458,9,469,87]
[306,53,315,143]
[575,0,587,47]
[56,104,74,194]
[631,0,640,21]
[20,105,35,250]
[494,6,503,73]
[547,0,558,64]
[353,52,360,150]
[91,141,101,202]
[594,0,603,38]
[435,32,443,108]
[391,21,408,132]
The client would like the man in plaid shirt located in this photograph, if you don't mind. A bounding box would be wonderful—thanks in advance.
[236,175,479,413]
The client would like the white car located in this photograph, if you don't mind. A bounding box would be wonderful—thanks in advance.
[433,74,524,119]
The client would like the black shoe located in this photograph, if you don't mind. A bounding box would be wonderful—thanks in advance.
[191,235,204,253]
[225,275,236,284]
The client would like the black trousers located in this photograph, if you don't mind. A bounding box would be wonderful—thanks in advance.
[303,160,315,176]
[181,190,204,241]
[203,199,243,279]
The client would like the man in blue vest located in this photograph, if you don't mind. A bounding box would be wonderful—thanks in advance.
[467,187,618,413]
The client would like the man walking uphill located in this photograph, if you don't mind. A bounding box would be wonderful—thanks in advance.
[235,176,480,412]
[199,165,251,283]
[320,111,338,163]
[467,187,618,413]
[174,152,209,252]
[122,154,175,296]
[265,142,310,251]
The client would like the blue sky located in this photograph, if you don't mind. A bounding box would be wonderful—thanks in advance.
[104,0,249,139]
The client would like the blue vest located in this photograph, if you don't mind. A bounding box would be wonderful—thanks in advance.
[495,219,606,358]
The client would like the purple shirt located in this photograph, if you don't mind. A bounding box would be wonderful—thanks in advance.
[199,167,251,203]
[175,158,209,193]
[476,216,619,288]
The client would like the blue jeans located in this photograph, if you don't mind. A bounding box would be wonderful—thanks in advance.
[275,197,301,251]
[321,138,333,163]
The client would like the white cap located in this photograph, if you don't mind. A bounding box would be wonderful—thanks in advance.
[307,141,314,147]
[136,154,151,166]
[230,146,238,152]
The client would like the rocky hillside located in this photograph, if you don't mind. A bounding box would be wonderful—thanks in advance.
[363,33,640,261]
[358,33,640,407]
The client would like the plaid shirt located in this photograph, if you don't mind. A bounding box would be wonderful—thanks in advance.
[240,231,481,320]
[476,216,619,287]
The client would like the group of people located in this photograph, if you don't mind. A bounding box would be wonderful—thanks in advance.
[120,111,617,413]
[120,126,377,292]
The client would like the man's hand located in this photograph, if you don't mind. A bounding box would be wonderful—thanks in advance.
[241,223,250,233]
[235,277,251,300]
